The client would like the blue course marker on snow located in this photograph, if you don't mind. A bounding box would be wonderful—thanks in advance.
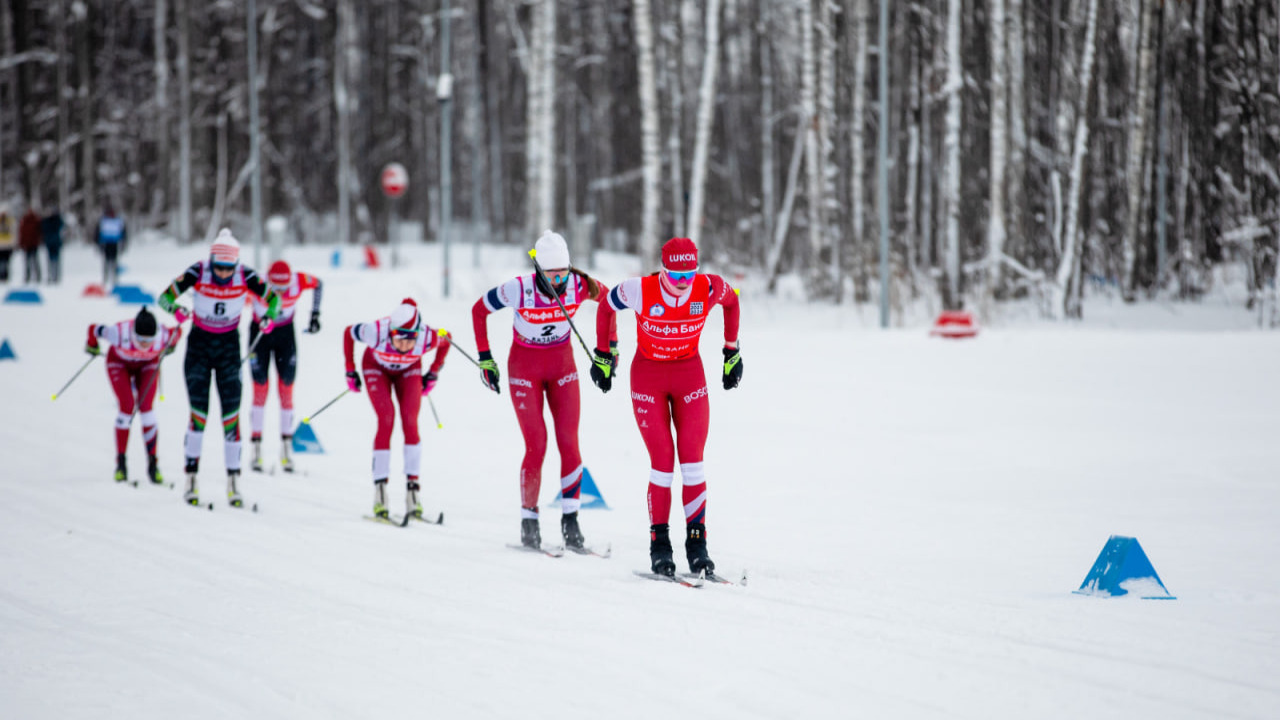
[113,285,155,305]
[0,339,15,361]
[291,421,325,454]
[3,289,42,305]
[1074,535,1176,599]
[551,466,610,510]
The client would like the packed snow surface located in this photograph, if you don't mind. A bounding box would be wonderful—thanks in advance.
[2,239,1278,719]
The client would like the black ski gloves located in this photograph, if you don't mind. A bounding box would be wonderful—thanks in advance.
[722,347,743,390]
[478,350,501,394]
[590,349,616,393]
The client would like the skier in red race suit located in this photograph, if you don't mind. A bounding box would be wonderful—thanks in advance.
[344,298,451,520]
[471,230,617,550]
[591,237,743,577]
[247,259,323,474]
[85,307,183,485]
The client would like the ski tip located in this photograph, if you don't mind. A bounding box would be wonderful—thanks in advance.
[740,570,749,587]
[252,503,259,513]
[207,503,214,511]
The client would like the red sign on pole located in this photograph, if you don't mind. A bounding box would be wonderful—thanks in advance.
[381,162,408,199]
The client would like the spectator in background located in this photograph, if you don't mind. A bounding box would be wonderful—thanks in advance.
[0,204,14,283]
[19,206,42,284]
[40,207,64,284]
[96,205,127,288]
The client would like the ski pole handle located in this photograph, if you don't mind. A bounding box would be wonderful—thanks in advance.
[302,388,351,424]
[51,355,99,400]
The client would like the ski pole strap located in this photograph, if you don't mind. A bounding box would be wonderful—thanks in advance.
[528,250,594,364]
[51,355,99,401]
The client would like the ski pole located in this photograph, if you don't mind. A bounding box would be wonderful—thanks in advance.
[427,395,442,429]
[529,249,595,365]
[302,388,351,424]
[129,356,167,423]
[439,330,483,370]
[240,319,271,368]
[51,355,99,400]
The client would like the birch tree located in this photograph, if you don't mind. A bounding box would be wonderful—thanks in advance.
[1052,0,1100,319]
[635,0,661,266]
[984,0,1008,315]
[154,0,169,222]
[801,0,822,280]
[848,0,868,300]
[177,0,191,242]
[686,0,722,247]
[526,0,556,237]
[334,0,355,245]
[1122,0,1157,299]
[941,0,963,308]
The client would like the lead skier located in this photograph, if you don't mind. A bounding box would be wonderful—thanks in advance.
[590,237,743,577]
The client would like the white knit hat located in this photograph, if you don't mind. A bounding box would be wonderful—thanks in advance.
[210,229,241,265]
[534,230,571,270]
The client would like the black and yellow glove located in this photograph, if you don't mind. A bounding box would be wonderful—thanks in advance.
[722,346,743,390]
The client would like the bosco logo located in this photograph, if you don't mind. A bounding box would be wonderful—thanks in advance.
[683,386,709,404]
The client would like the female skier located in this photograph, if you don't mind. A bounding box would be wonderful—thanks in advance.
[471,230,616,550]
[85,307,182,484]
[158,229,280,507]
[344,298,451,520]
[247,259,323,473]
[590,237,743,577]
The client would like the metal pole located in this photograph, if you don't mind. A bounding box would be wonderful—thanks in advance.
[439,0,454,298]
[877,0,890,328]
[247,0,262,266]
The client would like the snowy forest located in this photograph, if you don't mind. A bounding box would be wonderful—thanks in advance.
[1,0,1278,318]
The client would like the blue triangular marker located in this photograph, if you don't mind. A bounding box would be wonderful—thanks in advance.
[291,421,325,454]
[551,466,610,510]
[1074,535,1176,599]
[0,339,15,361]
[3,289,42,305]
[114,286,156,305]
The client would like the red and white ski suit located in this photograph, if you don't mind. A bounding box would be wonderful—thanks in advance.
[473,272,616,516]
[344,317,450,482]
[87,320,182,457]
[596,273,740,527]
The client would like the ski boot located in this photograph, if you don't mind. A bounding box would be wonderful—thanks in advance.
[372,479,389,519]
[649,523,676,577]
[561,511,585,550]
[685,522,715,575]
[405,478,423,519]
[227,471,244,508]
[183,459,200,505]
[147,454,164,485]
[280,437,295,473]
[521,516,542,549]
[114,454,128,483]
[250,437,264,473]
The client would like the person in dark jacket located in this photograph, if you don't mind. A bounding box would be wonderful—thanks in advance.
[0,205,14,283]
[40,208,64,284]
[19,207,42,284]
[96,206,127,288]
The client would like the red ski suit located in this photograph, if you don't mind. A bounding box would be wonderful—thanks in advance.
[596,273,740,526]
[473,272,615,516]
[87,320,182,456]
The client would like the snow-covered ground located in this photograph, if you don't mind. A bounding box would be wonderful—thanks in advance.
[2,238,1278,719]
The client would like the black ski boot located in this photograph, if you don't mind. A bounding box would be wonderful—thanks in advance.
[649,523,676,576]
[114,454,128,483]
[685,522,716,575]
[147,454,164,485]
[521,517,542,549]
[561,512,585,550]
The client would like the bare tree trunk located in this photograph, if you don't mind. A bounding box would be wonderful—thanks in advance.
[1052,0,1100,319]
[634,0,661,266]
[77,1,96,222]
[153,0,169,225]
[335,0,356,245]
[818,0,838,299]
[1122,0,1157,300]
[177,0,191,242]
[0,0,9,199]
[984,0,1008,316]
[53,0,71,213]
[477,0,507,244]
[801,0,822,280]
[760,5,775,260]
[686,0,723,247]
[905,22,920,294]
[204,112,229,242]
[765,117,808,289]
[941,0,963,308]
[1006,0,1027,261]
[525,0,556,236]
[848,0,868,300]
[661,5,685,238]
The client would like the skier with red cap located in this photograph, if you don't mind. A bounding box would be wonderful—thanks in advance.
[85,306,183,484]
[471,230,616,550]
[591,237,743,578]
[158,229,281,507]
[344,297,451,520]
[246,259,323,473]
